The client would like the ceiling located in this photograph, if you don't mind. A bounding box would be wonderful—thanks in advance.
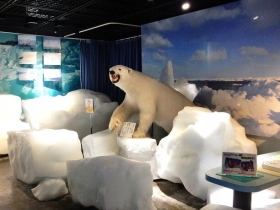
[0,0,238,41]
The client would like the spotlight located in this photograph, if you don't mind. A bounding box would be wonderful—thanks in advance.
[182,2,190,10]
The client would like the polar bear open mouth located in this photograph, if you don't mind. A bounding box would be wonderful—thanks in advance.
[111,74,120,83]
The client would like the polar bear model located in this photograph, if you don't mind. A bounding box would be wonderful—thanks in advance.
[109,65,194,138]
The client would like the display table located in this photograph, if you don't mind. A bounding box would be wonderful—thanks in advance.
[205,165,280,210]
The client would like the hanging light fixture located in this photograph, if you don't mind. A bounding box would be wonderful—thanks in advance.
[26,17,38,24]
[54,27,58,34]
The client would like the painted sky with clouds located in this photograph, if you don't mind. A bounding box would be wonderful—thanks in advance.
[142,0,280,80]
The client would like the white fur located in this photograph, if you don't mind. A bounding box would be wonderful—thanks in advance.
[109,65,194,138]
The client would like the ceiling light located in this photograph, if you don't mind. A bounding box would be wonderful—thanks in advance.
[26,17,38,24]
[54,27,58,34]
[253,16,258,20]
[182,2,190,10]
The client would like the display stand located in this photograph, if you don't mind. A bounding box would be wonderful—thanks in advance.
[90,113,93,134]
[85,98,94,134]
[205,166,280,210]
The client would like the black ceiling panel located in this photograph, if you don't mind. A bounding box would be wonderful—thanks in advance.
[0,0,238,41]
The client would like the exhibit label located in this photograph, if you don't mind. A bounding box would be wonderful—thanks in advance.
[222,152,257,176]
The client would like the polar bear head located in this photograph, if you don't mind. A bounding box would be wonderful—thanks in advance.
[109,65,132,87]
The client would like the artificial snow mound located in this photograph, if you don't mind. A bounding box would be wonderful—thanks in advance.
[21,89,115,140]
[7,129,83,184]
[156,106,257,200]
[117,137,159,179]
[82,129,120,158]
[117,137,157,161]
[0,94,30,154]
[31,178,68,201]
[67,156,154,210]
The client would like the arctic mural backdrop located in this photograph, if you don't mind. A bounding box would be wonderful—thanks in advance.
[142,0,280,139]
[0,32,80,100]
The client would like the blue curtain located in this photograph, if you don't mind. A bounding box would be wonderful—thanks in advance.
[80,37,142,104]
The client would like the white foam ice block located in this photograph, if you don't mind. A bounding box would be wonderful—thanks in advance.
[7,129,83,184]
[0,94,22,119]
[117,137,159,179]
[21,89,113,140]
[67,156,154,210]
[31,178,69,201]
[156,106,257,200]
[0,119,30,154]
[0,94,31,154]
[82,129,120,158]
[117,137,157,161]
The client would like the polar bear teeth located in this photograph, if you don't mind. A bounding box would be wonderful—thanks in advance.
[112,75,120,83]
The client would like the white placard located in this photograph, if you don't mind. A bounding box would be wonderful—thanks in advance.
[43,36,61,49]
[18,68,37,81]
[43,69,61,81]
[43,53,61,65]
[18,34,36,48]
[222,152,257,176]
[19,52,37,64]
[119,122,136,137]
[85,98,94,113]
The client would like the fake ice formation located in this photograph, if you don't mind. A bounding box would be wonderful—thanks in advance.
[21,89,116,140]
[7,129,83,184]
[67,156,154,210]
[82,129,120,158]
[0,94,30,154]
[82,106,257,201]
[31,178,68,201]
[156,106,257,200]
[82,130,159,179]
[159,60,199,102]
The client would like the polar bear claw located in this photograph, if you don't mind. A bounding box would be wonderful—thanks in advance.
[109,118,122,134]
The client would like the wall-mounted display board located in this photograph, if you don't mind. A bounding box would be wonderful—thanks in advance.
[18,35,36,48]
[43,36,61,50]
[18,52,37,64]
[43,69,61,81]
[0,32,80,99]
[43,53,61,65]
[18,68,37,81]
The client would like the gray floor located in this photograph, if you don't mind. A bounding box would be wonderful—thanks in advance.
[0,155,206,210]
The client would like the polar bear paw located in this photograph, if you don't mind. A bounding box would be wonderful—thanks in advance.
[109,118,122,134]
[132,130,146,138]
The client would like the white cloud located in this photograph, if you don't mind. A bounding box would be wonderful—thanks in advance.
[190,50,207,61]
[239,46,269,56]
[147,19,179,31]
[239,46,280,63]
[142,33,173,48]
[152,52,167,61]
[196,79,280,138]
[180,6,241,27]
[190,48,227,62]
[239,79,280,98]
[270,53,280,60]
